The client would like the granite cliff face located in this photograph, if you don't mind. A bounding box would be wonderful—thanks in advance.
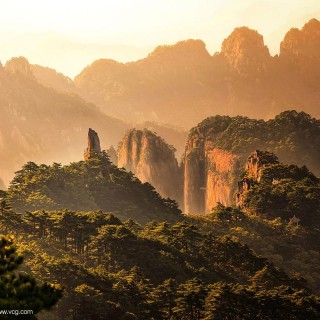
[84,128,102,160]
[183,111,320,215]
[184,127,240,214]
[118,129,182,203]
[5,57,35,78]
[280,19,320,69]
[244,150,279,180]
[220,27,271,74]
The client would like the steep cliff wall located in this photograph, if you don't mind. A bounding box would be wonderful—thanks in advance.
[118,129,182,204]
[184,133,240,214]
[220,26,271,75]
[205,146,240,211]
[183,112,320,215]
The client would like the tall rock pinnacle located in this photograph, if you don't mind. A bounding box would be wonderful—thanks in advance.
[84,128,102,160]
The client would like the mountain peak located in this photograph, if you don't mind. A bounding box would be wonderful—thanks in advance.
[147,39,210,61]
[280,18,320,62]
[5,57,34,78]
[220,27,270,74]
[303,18,320,32]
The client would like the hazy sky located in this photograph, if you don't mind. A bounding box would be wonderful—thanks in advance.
[0,0,319,77]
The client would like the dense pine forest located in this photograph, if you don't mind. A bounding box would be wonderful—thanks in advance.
[0,142,320,319]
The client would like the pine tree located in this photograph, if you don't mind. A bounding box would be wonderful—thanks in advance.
[0,235,62,318]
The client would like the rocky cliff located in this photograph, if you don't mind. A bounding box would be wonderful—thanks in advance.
[236,151,279,209]
[183,111,320,214]
[118,129,182,204]
[235,150,320,225]
[220,26,271,74]
[84,128,102,160]
[184,125,241,214]
[280,18,320,69]
[5,57,35,78]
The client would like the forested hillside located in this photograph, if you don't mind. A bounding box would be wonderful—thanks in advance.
[0,207,319,319]
[5,153,181,224]
[0,148,319,318]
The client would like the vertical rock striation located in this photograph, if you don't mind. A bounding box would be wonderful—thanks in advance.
[118,129,182,204]
[84,128,102,160]
[184,135,240,214]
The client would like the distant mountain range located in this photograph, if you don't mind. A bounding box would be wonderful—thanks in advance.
[1,18,320,185]
[71,18,320,127]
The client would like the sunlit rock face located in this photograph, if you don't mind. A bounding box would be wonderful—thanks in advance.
[183,111,320,215]
[84,128,102,160]
[118,129,182,204]
[184,136,240,214]
[219,27,271,75]
[280,19,320,64]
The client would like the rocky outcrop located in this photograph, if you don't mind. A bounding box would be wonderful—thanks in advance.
[219,27,271,75]
[184,136,240,214]
[107,145,118,165]
[279,18,320,86]
[280,19,320,65]
[84,128,102,160]
[245,150,279,180]
[5,57,34,78]
[236,151,279,209]
[118,129,182,203]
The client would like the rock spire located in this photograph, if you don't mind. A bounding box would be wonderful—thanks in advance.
[84,128,102,160]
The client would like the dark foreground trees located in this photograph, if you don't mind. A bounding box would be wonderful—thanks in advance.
[0,235,62,319]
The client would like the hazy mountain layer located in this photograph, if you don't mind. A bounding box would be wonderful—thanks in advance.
[0,57,129,185]
[72,19,320,127]
[118,129,182,203]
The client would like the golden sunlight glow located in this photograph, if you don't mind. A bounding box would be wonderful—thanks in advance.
[0,0,319,76]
